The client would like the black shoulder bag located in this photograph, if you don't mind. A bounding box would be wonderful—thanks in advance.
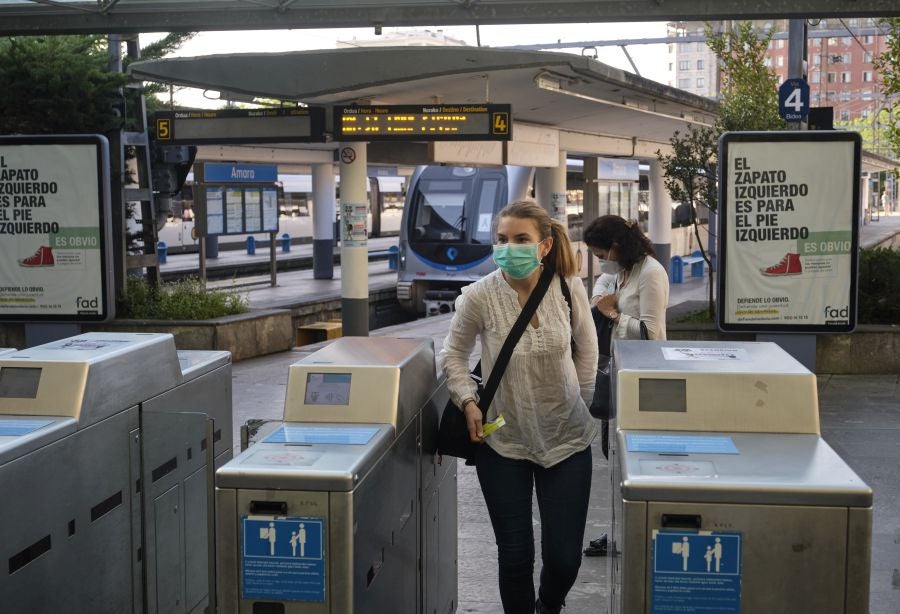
[438,265,555,464]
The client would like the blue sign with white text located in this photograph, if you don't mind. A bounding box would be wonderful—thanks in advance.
[242,516,326,602]
[626,434,739,455]
[652,531,742,613]
[204,163,278,183]
[778,79,810,121]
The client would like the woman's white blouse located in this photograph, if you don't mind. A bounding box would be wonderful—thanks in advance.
[439,269,599,468]
[613,256,669,340]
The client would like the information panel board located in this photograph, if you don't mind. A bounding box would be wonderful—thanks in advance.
[155,107,326,145]
[717,131,860,333]
[0,135,113,322]
[195,163,279,237]
[334,103,512,141]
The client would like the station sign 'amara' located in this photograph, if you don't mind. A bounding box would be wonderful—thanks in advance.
[333,104,512,141]
[154,108,327,145]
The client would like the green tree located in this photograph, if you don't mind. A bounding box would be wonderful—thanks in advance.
[872,17,900,158]
[706,21,786,133]
[657,22,785,318]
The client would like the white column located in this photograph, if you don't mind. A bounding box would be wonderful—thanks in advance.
[311,163,335,279]
[338,144,369,336]
[648,158,673,273]
[535,150,568,223]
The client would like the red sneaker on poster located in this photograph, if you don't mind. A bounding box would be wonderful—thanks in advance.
[760,252,802,276]
[18,246,55,267]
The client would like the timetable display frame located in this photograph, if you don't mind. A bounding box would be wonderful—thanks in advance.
[333,103,512,141]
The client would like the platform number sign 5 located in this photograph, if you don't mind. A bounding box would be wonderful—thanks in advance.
[778,79,810,121]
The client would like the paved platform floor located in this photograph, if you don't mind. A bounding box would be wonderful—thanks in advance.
[230,312,900,613]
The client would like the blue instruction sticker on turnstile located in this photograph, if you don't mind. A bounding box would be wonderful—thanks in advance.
[264,425,378,445]
[0,418,53,437]
[651,530,742,613]
[242,516,325,602]
[626,434,739,455]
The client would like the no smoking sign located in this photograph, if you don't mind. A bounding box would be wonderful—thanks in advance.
[340,147,356,164]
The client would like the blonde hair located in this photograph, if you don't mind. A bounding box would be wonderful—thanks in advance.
[496,199,577,278]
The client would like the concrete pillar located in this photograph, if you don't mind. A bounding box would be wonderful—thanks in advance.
[338,144,369,336]
[535,150,568,223]
[860,175,870,226]
[648,159,673,273]
[582,157,599,286]
[311,163,335,279]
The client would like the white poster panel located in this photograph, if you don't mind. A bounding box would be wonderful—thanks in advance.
[0,136,111,321]
[206,187,224,235]
[244,188,262,233]
[719,132,860,332]
[225,188,243,233]
[262,188,279,232]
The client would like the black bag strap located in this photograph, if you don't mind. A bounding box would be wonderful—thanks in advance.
[558,275,576,355]
[477,265,555,411]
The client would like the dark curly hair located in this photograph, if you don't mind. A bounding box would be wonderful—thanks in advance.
[583,215,655,270]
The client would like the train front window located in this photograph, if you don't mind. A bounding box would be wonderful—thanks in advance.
[413,179,468,242]
[472,178,501,243]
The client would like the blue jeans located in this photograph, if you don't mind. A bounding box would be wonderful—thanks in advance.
[476,444,593,614]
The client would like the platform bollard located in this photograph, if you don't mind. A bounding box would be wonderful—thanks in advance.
[388,245,399,271]
[157,241,167,265]
[670,255,684,284]
[281,233,291,253]
[246,236,256,255]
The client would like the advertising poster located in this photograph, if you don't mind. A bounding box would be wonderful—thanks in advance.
[262,188,279,232]
[718,132,860,333]
[341,203,368,247]
[206,187,224,235]
[0,136,111,321]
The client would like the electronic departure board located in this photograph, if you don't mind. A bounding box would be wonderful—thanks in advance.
[154,107,326,145]
[333,104,512,141]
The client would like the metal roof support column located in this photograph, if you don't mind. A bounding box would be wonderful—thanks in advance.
[312,163,336,280]
[648,158,673,276]
[339,144,369,336]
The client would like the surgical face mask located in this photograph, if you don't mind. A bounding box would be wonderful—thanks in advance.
[493,242,542,279]
[597,258,623,274]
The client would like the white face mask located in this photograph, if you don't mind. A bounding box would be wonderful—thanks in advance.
[598,259,622,274]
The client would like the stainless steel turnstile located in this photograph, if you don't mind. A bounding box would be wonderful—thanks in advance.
[608,341,872,614]
[0,332,232,614]
[216,336,456,614]
[0,349,14,357]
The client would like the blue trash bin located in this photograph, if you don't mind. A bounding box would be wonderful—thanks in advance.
[246,235,256,255]
[157,241,167,265]
[281,233,291,253]
[387,245,399,271]
[670,255,684,284]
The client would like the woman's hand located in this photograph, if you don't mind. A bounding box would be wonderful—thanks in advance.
[463,400,484,443]
[596,294,619,320]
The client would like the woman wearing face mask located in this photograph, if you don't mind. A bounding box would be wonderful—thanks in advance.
[585,215,669,341]
[440,200,598,614]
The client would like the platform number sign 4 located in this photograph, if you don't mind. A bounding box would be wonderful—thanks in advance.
[778,79,810,121]
[492,112,509,135]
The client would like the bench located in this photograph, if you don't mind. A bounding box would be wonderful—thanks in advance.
[296,320,343,347]
[671,251,705,283]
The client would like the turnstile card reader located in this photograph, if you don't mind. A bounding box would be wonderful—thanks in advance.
[609,341,872,614]
[217,337,456,614]
[0,332,233,614]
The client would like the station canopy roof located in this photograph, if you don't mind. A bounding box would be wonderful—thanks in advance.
[130,46,719,150]
[0,0,897,35]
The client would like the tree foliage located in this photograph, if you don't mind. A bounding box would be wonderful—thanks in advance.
[705,21,786,133]
[872,17,900,158]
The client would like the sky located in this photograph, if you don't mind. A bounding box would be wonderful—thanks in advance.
[144,22,672,108]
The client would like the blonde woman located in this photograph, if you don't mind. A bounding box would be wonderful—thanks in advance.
[440,200,598,614]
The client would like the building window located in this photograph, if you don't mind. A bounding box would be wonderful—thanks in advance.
[827,72,836,83]
[840,110,850,121]
[864,52,873,63]
[777,56,784,67]
[828,37,838,46]
[862,90,872,101]
[668,44,674,54]
[696,59,704,70]
[841,72,851,83]
[842,53,852,64]
[764,57,773,67]
[863,71,873,82]
[842,37,851,46]
[668,62,673,71]
[863,35,873,44]
[866,18,876,26]
[861,109,870,120]
[777,40,785,49]
[813,55,822,66]
[697,77,705,88]
[697,42,704,52]
[811,72,821,84]
[849,18,858,27]
[812,93,820,102]
[679,60,689,71]
[840,91,850,102]
[678,78,691,89]
[679,42,691,52]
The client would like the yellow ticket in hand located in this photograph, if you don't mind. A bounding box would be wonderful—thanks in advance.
[482,414,506,437]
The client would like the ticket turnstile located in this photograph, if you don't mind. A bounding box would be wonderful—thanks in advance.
[0,349,14,357]
[609,340,872,614]
[216,336,456,614]
[0,332,232,614]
